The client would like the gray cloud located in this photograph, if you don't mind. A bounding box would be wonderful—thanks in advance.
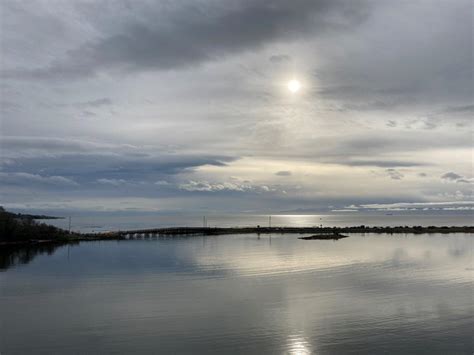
[80,110,97,117]
[386,169,404,180]
[178,180,275,194]
[75,98,112,108]
[3,153,235,181]
[0,100,21,112]
[442,104,474,114]
[179,180,252,193]
[330,133,472,156]
[441,172,463,181]
[269,54,291,63]
[313,0,472,109]
[275,170,292,176]
[441,172,472,184]
[0,172,78,186]
[97,178,128,186]
[330,159,425,168]
[2,0,370,80]
[404,118,438,130]
[0,136,237,188]
[1,136,114,156]
[357,201,474,211]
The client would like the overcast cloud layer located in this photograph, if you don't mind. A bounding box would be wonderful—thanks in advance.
[1,0,473,213]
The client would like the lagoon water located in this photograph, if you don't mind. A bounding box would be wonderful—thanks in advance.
[1,232,473,354]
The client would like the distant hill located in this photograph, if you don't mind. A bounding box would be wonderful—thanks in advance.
[0,207,72,243]
[4,210,63,220]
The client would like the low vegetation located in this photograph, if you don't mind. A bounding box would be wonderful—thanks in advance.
[0,207,75,244]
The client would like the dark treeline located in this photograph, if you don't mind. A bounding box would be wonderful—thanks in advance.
[11,213,62,220]
[0,207,75,243]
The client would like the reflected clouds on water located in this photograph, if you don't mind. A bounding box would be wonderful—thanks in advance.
[0,233,472,354]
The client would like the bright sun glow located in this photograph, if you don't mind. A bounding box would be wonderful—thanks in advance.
[287,79,301,93]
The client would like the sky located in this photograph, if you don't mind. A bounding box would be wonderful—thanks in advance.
[0,0,473,214]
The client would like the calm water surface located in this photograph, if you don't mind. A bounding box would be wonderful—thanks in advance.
[1,233,473,354]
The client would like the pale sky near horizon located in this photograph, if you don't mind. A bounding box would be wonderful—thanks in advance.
[0,0,472,214]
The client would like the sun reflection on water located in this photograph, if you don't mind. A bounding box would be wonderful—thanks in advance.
[287,334,312,355]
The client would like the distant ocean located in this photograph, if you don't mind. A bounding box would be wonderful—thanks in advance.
[38,212,473,233]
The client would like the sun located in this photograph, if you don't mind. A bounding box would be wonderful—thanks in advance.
[287,79,301,93]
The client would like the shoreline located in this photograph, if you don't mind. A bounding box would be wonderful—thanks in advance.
[102,225,474,238]
[2,225,473,247]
